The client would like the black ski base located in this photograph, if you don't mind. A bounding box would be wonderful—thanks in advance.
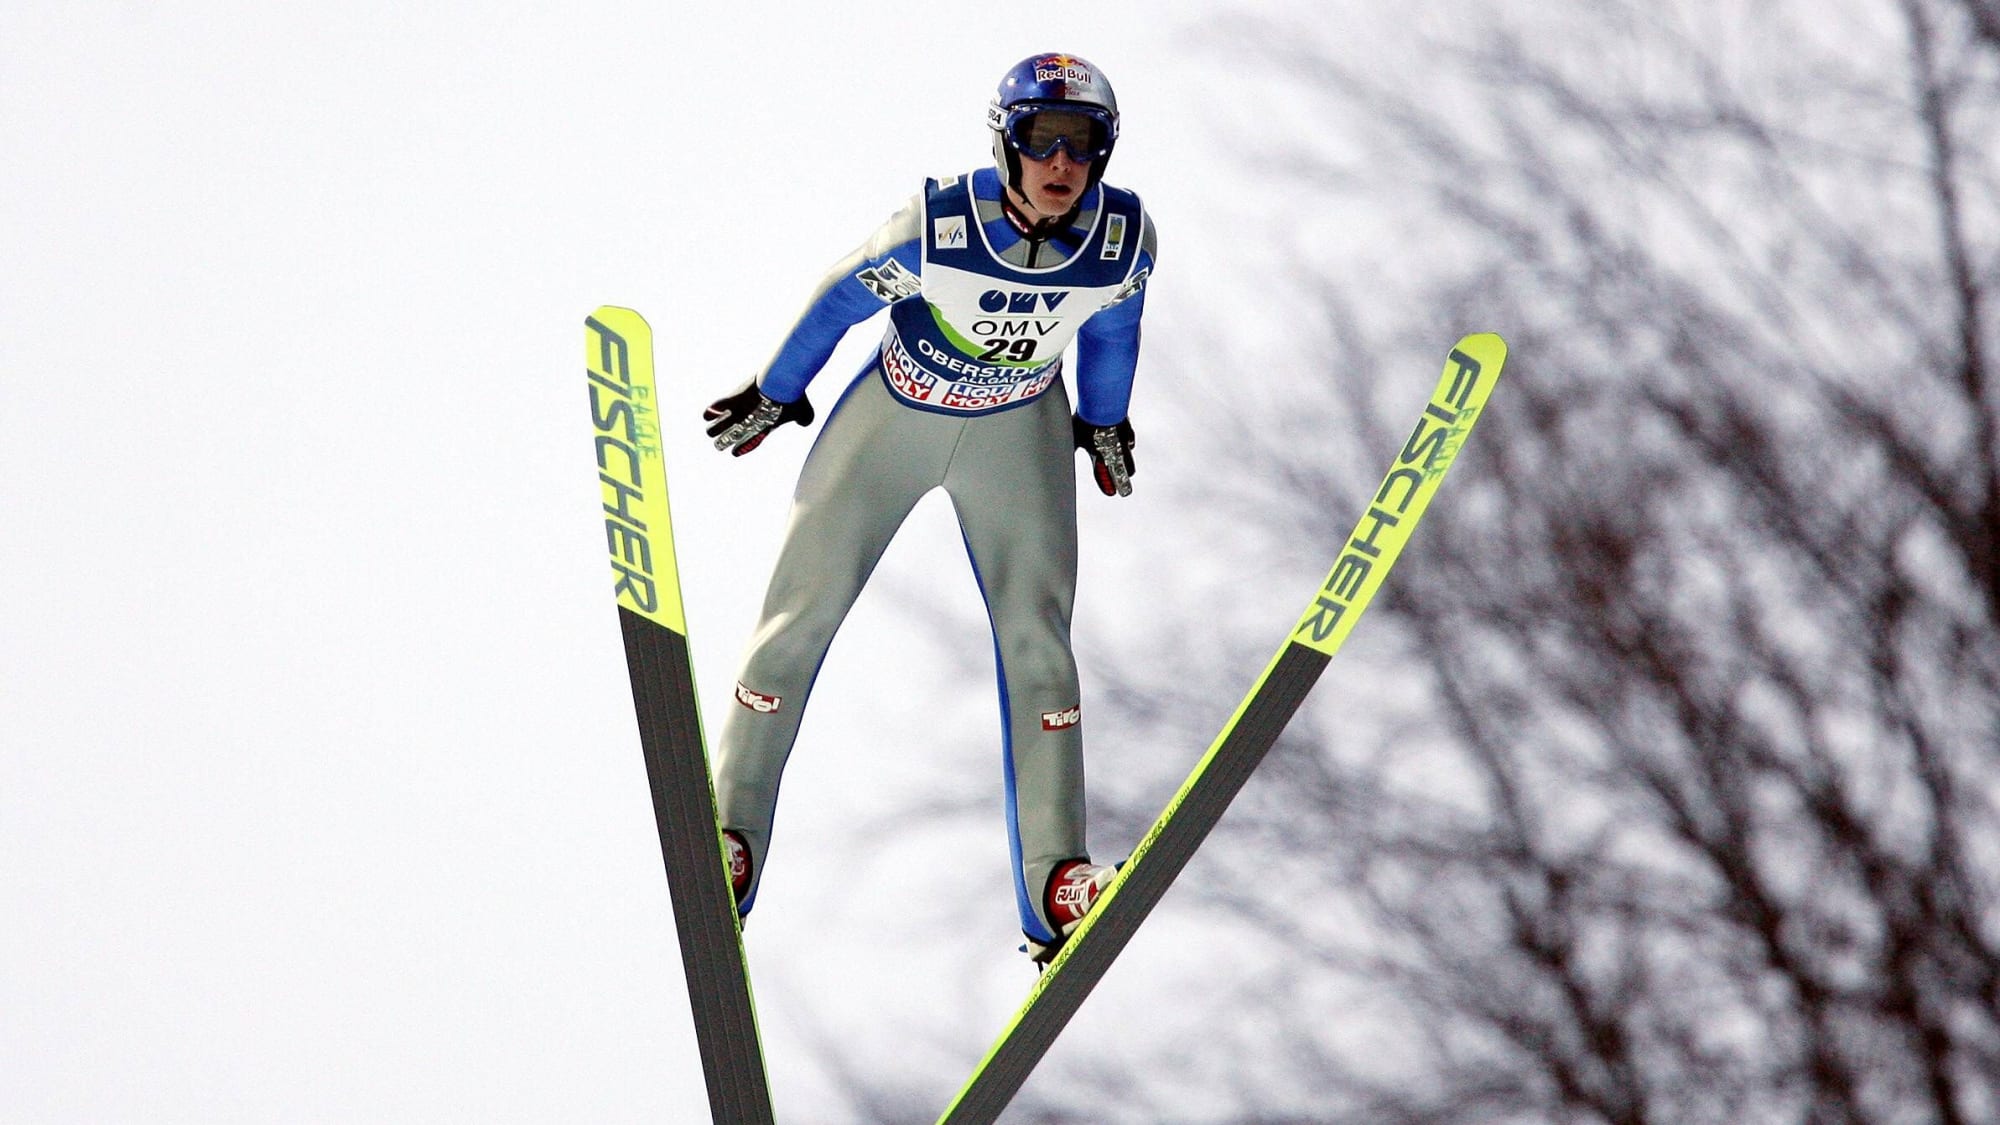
[942,642,1331,1123]
[620,606,774,1124]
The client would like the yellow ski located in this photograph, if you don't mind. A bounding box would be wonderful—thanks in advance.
[939,333,1508,1123]
[587,307,774,1124]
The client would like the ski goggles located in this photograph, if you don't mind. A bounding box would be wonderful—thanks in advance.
[1001,105,1116,162]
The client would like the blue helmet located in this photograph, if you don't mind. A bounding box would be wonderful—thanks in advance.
[988,53,1120,197]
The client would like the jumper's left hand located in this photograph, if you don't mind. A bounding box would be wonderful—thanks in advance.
[1073,415,1136,497]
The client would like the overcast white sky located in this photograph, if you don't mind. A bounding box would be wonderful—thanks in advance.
[15,5,1978,1122]
[0,3,1339,1121]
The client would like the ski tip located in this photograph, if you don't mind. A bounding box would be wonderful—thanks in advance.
[584,305,684,633]
[1454,331,1507,357]
[589,305,652,333]
[1445,333,1509,388]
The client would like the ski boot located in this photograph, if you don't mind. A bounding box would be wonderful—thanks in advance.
[1024,858,1122,967]
[722,829,752,907]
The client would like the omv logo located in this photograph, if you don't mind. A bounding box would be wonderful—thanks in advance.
[979,290,1069,314]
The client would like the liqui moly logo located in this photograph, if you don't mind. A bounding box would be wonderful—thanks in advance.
[735,682,782,714]
[1041,705,1082,731]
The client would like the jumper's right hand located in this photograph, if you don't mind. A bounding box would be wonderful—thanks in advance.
[705,381,815,456]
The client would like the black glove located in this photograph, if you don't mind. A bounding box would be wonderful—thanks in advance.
[1073,415,1136,497]
[705,381,815,456]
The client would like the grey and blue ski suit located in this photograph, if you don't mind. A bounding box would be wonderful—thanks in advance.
[714,166,1156,944]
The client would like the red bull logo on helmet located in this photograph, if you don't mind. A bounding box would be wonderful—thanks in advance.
[1034,55,1093,86]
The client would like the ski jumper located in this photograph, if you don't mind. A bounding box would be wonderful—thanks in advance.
[713,167,1156,944]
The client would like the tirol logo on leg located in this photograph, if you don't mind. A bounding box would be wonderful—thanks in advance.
[735,682,782,714]
[1040,705,1081,731]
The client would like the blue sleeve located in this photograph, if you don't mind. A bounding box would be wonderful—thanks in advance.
[1073,246,1154,426]
[755,198,924,404]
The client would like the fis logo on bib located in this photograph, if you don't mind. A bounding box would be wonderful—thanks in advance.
[735,682,782,714]
[1041,705,1082,731]
[933,216,967,250]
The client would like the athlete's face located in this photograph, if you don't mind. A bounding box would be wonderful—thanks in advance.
[1015,146,1089,218]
